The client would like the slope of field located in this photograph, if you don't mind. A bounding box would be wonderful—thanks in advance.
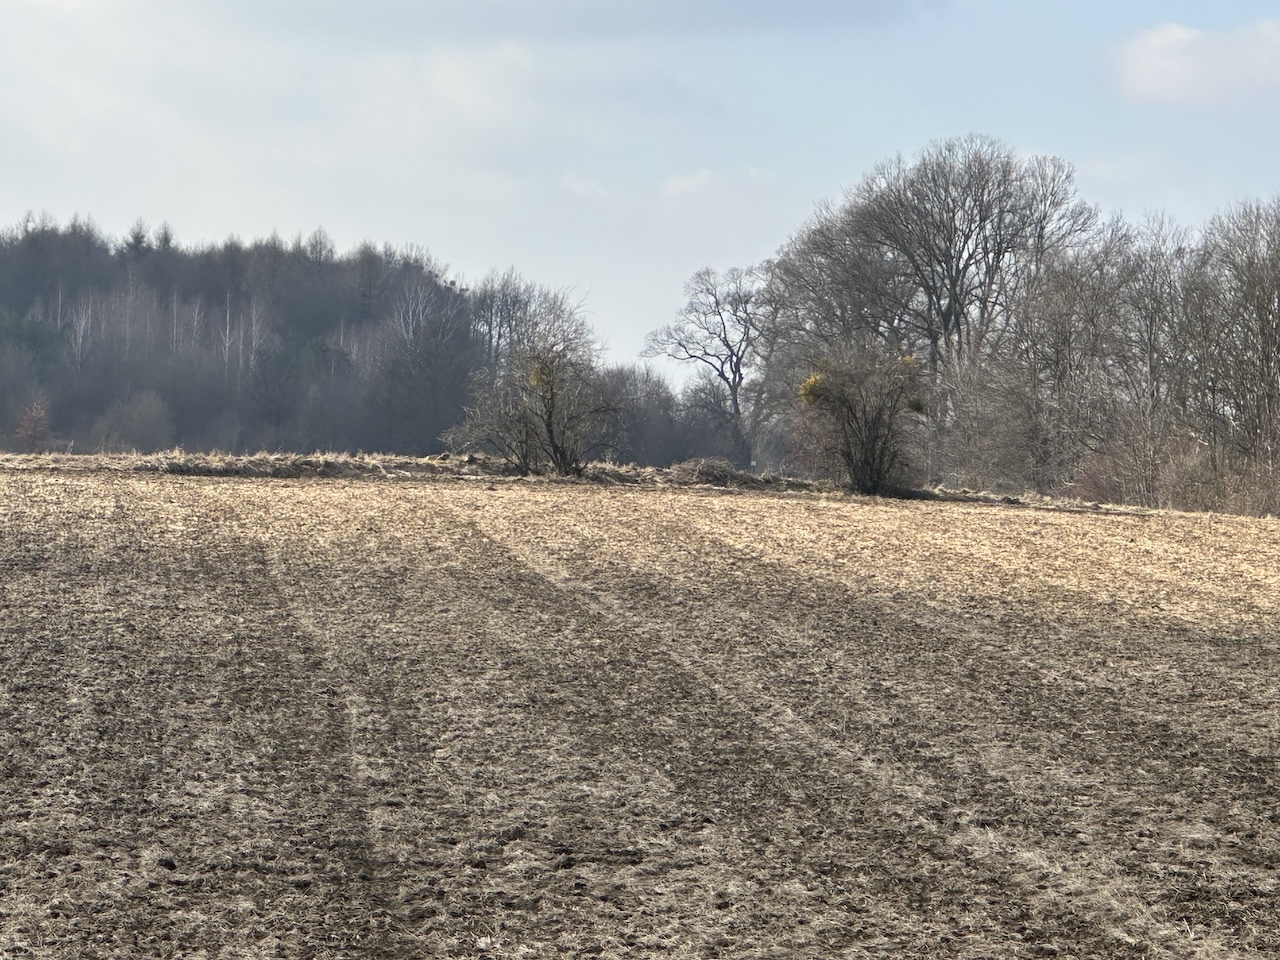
[1,467,1278,958]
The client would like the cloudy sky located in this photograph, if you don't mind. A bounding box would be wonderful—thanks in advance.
[4,1,1280,361]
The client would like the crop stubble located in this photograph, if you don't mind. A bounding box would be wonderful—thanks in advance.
[1,470,1278,958]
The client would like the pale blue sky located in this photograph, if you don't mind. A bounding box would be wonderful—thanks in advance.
[4,1,1280,361]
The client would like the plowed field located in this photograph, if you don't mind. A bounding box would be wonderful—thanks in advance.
[2,468,1278,958]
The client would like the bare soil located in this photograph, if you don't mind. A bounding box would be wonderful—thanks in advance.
[1,461,1278,958]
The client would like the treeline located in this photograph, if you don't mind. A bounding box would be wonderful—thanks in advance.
[7,134,1280,514]
[648,136,1280,515]
[0,215,728,464]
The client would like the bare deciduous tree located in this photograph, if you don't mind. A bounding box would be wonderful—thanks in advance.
[1101,216,1198,506]
[762,136,1099,484]
[67,295,94,374]
[1002,219,1131,493]
[645,266,765,466]
[1183,200,1280,510]
[445,286,613,475]
[470,268,542,371]
[851,135,1097,377]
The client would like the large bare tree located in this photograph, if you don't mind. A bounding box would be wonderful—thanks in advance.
[645,266,766,467]
[850,135,1098,377]
[763,136,1099,483]
[1186,200,1280,504]
[1003,219,1131,493]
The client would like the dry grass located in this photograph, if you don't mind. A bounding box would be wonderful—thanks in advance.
[0,451,833,491]
[1,458,1278,957]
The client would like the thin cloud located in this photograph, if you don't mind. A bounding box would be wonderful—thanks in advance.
[206,0,940,46]
[661,168,720,198]
[1115,19,1280,108]
[558,173,612,200]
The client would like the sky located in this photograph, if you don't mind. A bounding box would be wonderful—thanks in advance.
[4,0,1280,363]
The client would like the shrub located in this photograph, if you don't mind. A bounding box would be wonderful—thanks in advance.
[14,393,52,452]
[798,352,924,495]
[91,390,175,453]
